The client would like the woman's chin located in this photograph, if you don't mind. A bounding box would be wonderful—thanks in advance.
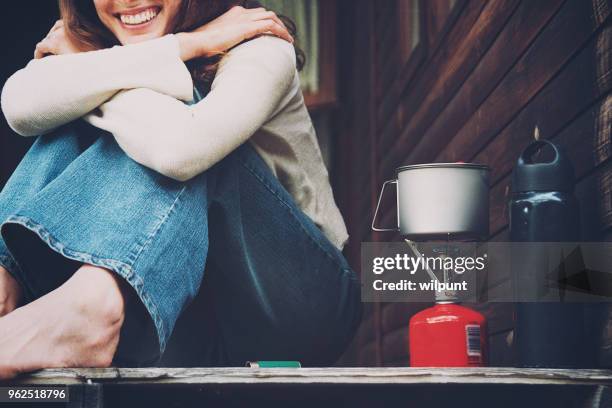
[119,31,164,45]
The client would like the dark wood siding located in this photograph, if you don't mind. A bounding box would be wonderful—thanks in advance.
[335,0,612,366]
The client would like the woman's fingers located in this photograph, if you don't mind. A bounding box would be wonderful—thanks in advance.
[251,10,287,30]
[183,6,293,60]
[51,19,64,31]
[34,42,47,59]
[36,20,64,58]
[34,44,43,59]
[46,20,64,37]
[34,39,55,59]
[239,6,287,31]
[247,19,293,43]
[245,7,266,13]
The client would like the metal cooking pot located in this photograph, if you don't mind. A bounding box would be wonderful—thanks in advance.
[372,163,490,240]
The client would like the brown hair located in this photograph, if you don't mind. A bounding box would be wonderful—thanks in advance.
[58,0,305,93]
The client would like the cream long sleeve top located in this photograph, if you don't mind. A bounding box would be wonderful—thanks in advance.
[1,34,349,249]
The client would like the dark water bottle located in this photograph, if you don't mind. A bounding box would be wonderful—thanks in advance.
[509,139,591,368]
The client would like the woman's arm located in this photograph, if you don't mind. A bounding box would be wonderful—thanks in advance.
[1,35,194,137]
[84,35,296,182]
[0,6,292,137]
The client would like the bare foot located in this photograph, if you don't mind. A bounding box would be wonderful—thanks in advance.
[0,266,22,317]
[0,265,126,380]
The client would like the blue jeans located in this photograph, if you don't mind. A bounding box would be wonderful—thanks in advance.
[0,119,361,366]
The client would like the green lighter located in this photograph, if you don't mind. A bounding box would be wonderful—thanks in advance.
[245,361,302,368]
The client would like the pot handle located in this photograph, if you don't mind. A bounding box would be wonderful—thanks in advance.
[372,179,399,232]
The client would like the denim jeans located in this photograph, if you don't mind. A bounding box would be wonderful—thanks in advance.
[0,114,361,366]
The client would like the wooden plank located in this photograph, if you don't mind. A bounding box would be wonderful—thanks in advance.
[381,326,409,363]
[472,302,514,335]
[376,0,520,219]
[575,159,612,238]
[334,0,377,277]
[595,97,612,168]
[357,340,379,366]
[597,304,612,367]
[375,0,398,49]
[435,0,612,167]
[402,0,565,166]
[376,2,401,100]
[375,43,427,136]
[356,312,378,346]
[349,302,374,364]
[382,358,410,367]
[6,367,612,386]
[428,0,469,55]
[376,0,487,141]
[490,178,511,236]
[482,257,512,292]
[488,329,515,367]
[379,57,401,105]
[376,0,400,65]
[379,0,519,166]
[601,165,612,230]
[491,228,509,242]
[470,26,612,185]
[426,0,454,47]
[381,302,429,333]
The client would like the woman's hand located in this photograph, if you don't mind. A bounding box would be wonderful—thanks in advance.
[176,6,293,61]
[34,20,95,59]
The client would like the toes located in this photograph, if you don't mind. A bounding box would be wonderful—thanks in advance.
[0,367,19,380]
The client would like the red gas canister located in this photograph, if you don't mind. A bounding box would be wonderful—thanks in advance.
[409,303,487,367]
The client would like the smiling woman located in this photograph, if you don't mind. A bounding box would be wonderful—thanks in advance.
[0,0,360,378]
[58,0,304,90]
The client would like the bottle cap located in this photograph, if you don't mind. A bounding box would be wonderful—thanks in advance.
[511,140,575,193]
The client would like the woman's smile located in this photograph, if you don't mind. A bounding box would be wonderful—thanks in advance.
[94,0,180,45]
[116,6,161,27]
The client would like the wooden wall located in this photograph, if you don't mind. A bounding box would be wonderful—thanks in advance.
[334,0,612,366]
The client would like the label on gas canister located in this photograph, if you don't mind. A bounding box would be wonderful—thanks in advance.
[465,325,482,357]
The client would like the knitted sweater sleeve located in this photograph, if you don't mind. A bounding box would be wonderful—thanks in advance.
[84,35,296,181]
[1,34,193,137]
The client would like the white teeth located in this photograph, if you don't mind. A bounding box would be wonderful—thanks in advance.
[119,8,158,25]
